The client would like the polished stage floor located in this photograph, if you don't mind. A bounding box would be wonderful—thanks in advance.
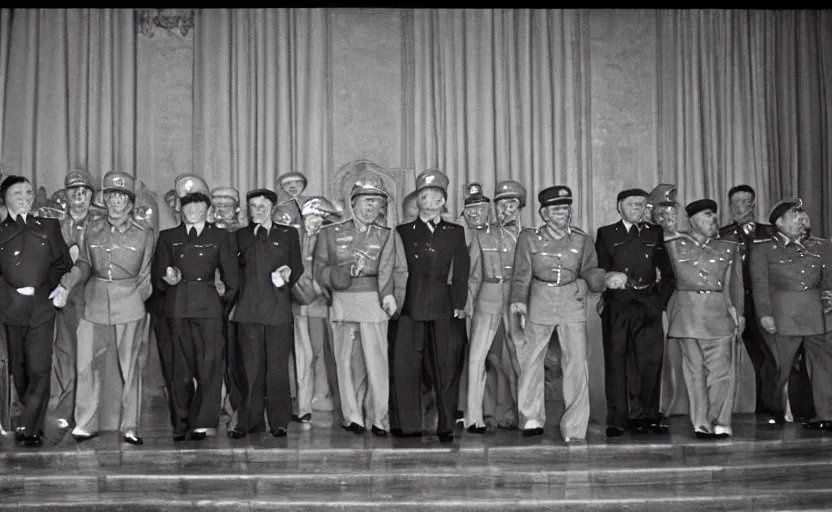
[2,391,832,511]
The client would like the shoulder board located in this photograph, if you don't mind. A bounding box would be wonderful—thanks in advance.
[372,222,391,231]
[752,237,773,244]
[569,226,586,236]
[665,232,696,244]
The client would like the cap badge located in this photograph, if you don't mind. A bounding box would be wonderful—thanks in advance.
[558,188,569,197]
[184,179,194,192]
[113,177,125,187]
[425,175,435,184]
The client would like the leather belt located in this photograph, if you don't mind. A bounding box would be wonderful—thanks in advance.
[182,278,212,283]
[533,277,575,287]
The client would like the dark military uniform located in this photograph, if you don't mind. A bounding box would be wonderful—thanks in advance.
[153,222,239,435]
[596,217,675,432]
[0,211,72,439]
[666,232,743,435]
[231,218,303,434]
[751,231,832,424]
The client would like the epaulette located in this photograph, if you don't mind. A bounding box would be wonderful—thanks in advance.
[569,226,586,236]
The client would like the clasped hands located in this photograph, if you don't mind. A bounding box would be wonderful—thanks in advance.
[15,284,70,308]
[271,265,292,288]
[604,271,628,290]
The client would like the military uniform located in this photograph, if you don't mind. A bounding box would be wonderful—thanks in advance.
[595,188,675,434]
[61,172,155,442]
[314,179,405,433]
[465,180,526,431]
[292,196,341,421]
[230,188,303,436]
[665,199,743,436]
[750,199,832,426]
[275,171,308,230]
[510,186,605,440]
[153,177,239,438]
[0,178,72,444]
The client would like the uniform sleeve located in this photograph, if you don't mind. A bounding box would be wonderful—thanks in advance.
[378,229,408,313]
[821,242,832,292]
[750,242,773,319]
[466,229,483,312]
[655,231,676,307]
[219,231,240,302]
[510,231,532,305]
[450,226,470,311]
[135,228,155,302]
[313,228,334,291]
[726,243,744,318]
[580,235,606,293]
[60,224,93,292]
[595,227,612,271]
[151,231,171,294]
[47,219,73,291]
[286,227,303,288]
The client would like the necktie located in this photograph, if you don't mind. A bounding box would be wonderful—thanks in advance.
[188,227,197,241]
[627,224,636,238]
[256,225,267,239]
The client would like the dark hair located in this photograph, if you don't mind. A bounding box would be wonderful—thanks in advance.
[180,192,211,208]
[728,185,755,200]
[0,175,30,204]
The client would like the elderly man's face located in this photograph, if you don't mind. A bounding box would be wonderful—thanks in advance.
[541,204,571,231]
[730,191,755,224]
[105,191,133,220]
[463,202,489,228]
[776,206,810,239]
[619,196,646,224]
[4,181,34,216]
[281,178,305,198]
[212,197,238,222]
[690,209,719,238]
[248,196,274,225]
[654,205,678,233]
[67,186,92,210]
[352,195,384,225]
[496,198,519,224]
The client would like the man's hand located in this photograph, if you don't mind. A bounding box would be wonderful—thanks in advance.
[49,285,68,308]
[510,302,527,330]
[276,265,292,282]
[215,280,227,297]
[15,287,34,296]
[761,316,776,334]
[271,270,286,288]
[738,316,746,336]
[453,309,466,319]
[381,294,397,317]
[604,271,628,290]
[822,290,832,314]
[163,266,182,286]
[69,244,80,263]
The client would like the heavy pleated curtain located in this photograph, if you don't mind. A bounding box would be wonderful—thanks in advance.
[0,9,136,195]
[412,9,592,230]
[657,9,832,235]
[192,8,328,198]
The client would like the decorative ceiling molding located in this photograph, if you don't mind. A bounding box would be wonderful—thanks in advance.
[137,9,195,38]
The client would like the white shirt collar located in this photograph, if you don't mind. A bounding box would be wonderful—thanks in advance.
[621,219,633,231]
[254,220,273,235]
[186,221,206,236]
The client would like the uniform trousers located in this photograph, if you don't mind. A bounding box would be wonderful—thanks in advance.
[466,309,518,428]
[6,320,54,434]
[294,315,339,417]
[519,322,589,439]
[47,293,82,428]
[391,316,465,435]
[678,336,734,431]
[74,316,149,434]
[150,299,191,435]
[235,322,293,432]
[771,332,832,421]
[172,318,224,431]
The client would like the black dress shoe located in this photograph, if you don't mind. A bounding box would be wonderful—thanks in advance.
[606,426,625,437]
[803,420,832,430]
[648,419,671,434]
[227,428,246,439]
[467,425,486,434]
[23,435,42,447]
[371,425,388,437]
[522,427,544,437]
[14,428,26,442]
[189,430,207,441]
[695,430,716,439]
[342,422,365,434]
[391,429,422,438]
[173,434,187,442]
[438,432,454,443]
[291,414,301,422]
[299,413,312,424]
[123,433,144,445]
[72,432,99,442]
[271,427,288,438]
[629,419,649,434]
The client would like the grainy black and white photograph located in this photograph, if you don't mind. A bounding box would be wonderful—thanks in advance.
[0,7,831,511]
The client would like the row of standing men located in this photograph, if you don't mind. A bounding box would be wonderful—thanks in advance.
[2,167,831,447]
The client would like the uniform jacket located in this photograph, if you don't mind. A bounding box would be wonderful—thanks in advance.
[153,222,239,319]
[61,215,155,325]
[665,233,743,338]
[510,225,605,325]
[231,223,302,326]
[718,221,776,318]
[292,229,328,318]
[595,220,675,310]
[750,232,832,336]
[314,218,407,319]
[397,217,468,322]
[467,222,520,315]
[0,215,72,327]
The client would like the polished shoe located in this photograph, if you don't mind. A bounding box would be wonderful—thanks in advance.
[14,427,26,442]
[606,426,625,438]
[522,427,544,437]
[227,428,246,439]
[467,425,487,435]
[190,429,208,441]
[371,425,388,437]
[291,414,301,422]
[713,425,732,439]
[271,427,288,438]
[299,413,312,424]
[71,430,99,442]
[648,420,671,435]
[695,430,715,440]
[629,419,649,434]
[173,433,187,442]
[391,429,422,438]
[438,432,454,443]
[122,432,144,445]
[342,422,365,435]
[803,420,832,431]
[23,434,42,447]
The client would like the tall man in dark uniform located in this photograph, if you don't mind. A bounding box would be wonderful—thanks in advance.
[596,188,675,437]
[228,188,303,439]
[153,176,239,441]
[0,176,72,446]
[391,169,469,443]
[717,185,795,419]
[666,199,744,438]
[751,198,832,431]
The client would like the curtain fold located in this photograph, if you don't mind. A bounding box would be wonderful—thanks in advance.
[192,8,328,198]
[657,9,832,235]
[413,9,592,230]
[0,8,136,193]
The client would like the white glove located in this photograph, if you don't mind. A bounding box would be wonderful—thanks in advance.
[381,294,397,317]
[16,287,35,296]
[604,271,628,290]
[276,265,292,282]
[510,302,527,330]
[163,266,182,286]
[271,270,286,288]
[49,285,68,308]
[69,245,80,263]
